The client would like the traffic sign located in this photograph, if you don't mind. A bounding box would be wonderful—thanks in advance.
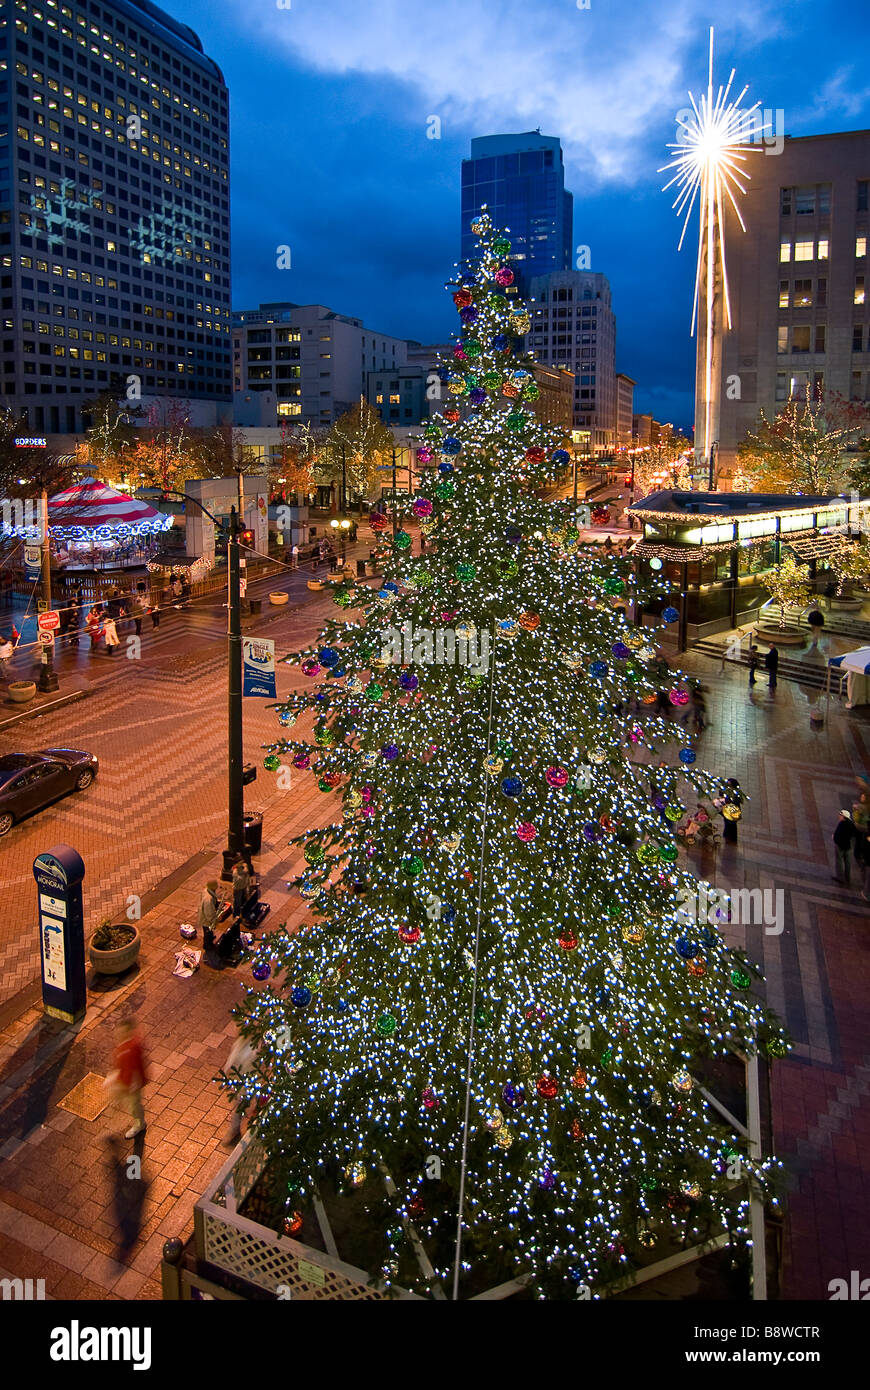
[38,630,55,647]
[38,610,60,631]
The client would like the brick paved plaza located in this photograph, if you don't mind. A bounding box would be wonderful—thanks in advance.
[0,554,869,1301]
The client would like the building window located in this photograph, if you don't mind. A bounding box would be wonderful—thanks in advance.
[858,180,868,213]
[814,325,826,353]
[854,324,865,353]
[817,277,827,306]
[794,240,814,262]
[817,238,829,260]
[777,326,788,354]
[856,276,866,306]
[795,185,815,215]
[793,279,812,306]
[778,280,789,308]
[851,371,863,401]
[775,372,787,402]
[780,187,792,216]
[780,240,791,263]
[857,235,867,258]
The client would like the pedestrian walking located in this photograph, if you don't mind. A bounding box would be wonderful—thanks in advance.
[833,810,856,886]
[103,614,120,656]
[689,685,708,732]
[291,543,299,570]
[86,604,104,652]
[852,793,869,868]
[652,689,670,718]
[232,858,252,918]
[765,642,779,691]
[222,1034,260,1145]
[197,877,222,950]
[0,633,13,682]
[131,590,146,636]
[180,572,191,603]
[747,638,759,687]
[149,596,161,629]
[112,1017,148,1139]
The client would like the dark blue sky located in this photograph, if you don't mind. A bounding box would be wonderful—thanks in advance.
[177,0,870,433]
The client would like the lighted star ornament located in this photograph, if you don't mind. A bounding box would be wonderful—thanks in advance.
[660,28,768,477]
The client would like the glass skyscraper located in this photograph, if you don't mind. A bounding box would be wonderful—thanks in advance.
[460,132,573,290]
[0,0,230,435]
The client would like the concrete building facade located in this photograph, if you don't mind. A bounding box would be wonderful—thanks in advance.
[232,302,409,429]
[616,372,635,447]
[527,269,618,452]
[715,129,870,479]
[1,0,231,435]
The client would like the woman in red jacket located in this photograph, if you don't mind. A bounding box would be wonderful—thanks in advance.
[114,1017,148,1139]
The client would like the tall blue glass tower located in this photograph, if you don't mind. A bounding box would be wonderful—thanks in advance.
[460,133,573,290]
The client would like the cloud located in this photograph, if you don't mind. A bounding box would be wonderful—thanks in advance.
[246,0,783,186]
[794,67,870,125]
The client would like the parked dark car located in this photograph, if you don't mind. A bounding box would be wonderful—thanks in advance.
[0,749,99,835]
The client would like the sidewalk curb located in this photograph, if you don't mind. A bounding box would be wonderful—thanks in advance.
[0,686,89,733]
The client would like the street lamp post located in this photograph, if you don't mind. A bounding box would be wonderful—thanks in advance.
[161,490,246,881]
[37,486,59,693]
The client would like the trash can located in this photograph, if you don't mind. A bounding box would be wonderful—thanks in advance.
[249,598,262,615]
[243,811,263,856]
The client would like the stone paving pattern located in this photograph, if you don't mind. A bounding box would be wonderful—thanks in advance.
[0,542,869,1299]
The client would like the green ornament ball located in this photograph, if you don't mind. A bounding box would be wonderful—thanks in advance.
[464,338,482,358]
[263,755,281,772]
[424,423,443,441]
[412,569,433,588]
[488,293,504,310]
[604,577,625,595]
[504,410,527,434]
[394,530,412,550]
[365,682,383,701]
[455,562,476,582]
[401,854,424,876]
[606,900,622,918]
[435,480,455,500]
[496,740,513,758]
[522,382,540,401]
[318,778,332,792]
[664,804,684,822]
[376,1013,397,1037]
[465,674,484,690]
[636,844,658,865]
[492,236,511,256]
[483,370,501,389]
[335,591,354,608]
[314,727,334,746]
[658,844,678,864]
[766,1037,789,1058]
[498,557,519,577]
[464,372,478,389]
[304,844,325,865]
[474,1005,490,1027]
[731,968,752,991]
[600,1048,613,1067]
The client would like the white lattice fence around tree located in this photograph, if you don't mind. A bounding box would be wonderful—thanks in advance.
[200,1210,385,1301]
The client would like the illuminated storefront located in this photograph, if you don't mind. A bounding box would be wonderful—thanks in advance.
[629,491,854,646]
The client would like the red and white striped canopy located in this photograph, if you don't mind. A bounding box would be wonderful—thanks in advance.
[48,479,169,537]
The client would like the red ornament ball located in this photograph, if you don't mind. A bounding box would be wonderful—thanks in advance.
[516,821,537,842]
[524,446,546,464]
[536,1074,558,1099]
[558,929,578,951]
[283,1211,304,1236]
[370,513,388,532]
[398,923,421,945]
[545,765,569,788]
[452,289,473,309]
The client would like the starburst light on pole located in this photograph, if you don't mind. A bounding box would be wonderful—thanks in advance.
[660,28,767,485]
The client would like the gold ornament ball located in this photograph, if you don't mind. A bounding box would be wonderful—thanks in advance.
[495,1128,513,1149]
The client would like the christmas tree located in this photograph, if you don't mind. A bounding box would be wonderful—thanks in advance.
[225,213,787,1299]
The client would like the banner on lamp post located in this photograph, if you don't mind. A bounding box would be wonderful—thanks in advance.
[243,636,276,698]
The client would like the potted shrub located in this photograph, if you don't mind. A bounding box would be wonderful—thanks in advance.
[269,592,289,606]
[88,917,141,975]
[7,680,36,704]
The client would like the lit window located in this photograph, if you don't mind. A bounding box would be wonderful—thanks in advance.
[779,241,791,262]
[858,236,868,258]
[794,241,813,262]
[778,281,789,308]
[856,277,866,306]
[777,326,788,354]
[817,238,829,260]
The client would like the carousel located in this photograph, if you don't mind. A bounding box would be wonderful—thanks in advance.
[46,478,174,598]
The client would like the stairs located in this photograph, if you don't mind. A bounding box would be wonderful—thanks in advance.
[692,638,841,693]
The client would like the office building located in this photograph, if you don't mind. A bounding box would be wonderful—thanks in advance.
[716,129,870,480]
[527,269,618,452]
[1,0,232,435]
[616,372,635,447]
[367,364,429,428]
[460,133,573,292]
[232,302,409,428]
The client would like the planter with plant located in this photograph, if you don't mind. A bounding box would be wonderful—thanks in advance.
[88,918,141,975]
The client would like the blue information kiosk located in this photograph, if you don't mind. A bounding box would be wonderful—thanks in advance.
[33,844,86,1024]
